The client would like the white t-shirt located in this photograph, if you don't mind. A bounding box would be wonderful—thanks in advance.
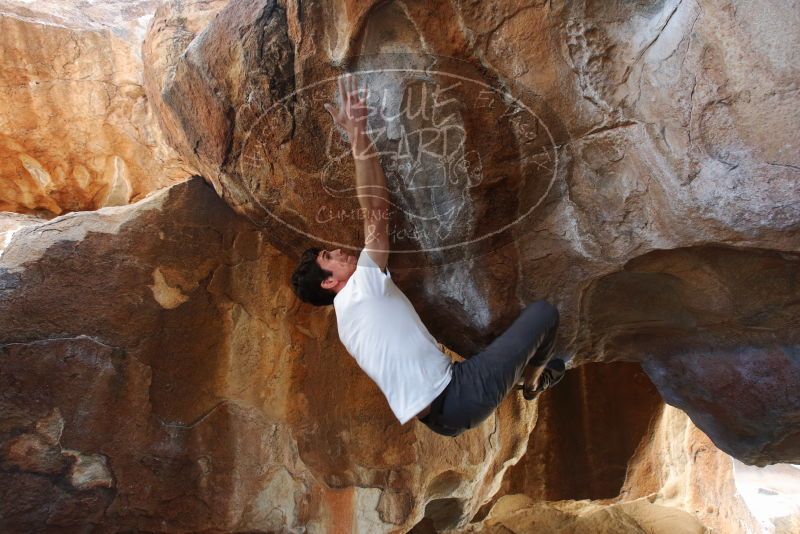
[333,249,453,424]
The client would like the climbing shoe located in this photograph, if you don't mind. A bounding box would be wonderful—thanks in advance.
[518,358,566,401]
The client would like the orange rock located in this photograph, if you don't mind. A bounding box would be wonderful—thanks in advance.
[0,0,190,216]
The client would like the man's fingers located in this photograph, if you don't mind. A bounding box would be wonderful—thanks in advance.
[332,71,369,123]
[337,72,368,104]
[339,73,348,117]
[342,73,350,116]
[349,73,359,106]
[339,75,349,109]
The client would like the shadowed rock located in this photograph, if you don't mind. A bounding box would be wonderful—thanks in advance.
[579,246,800,464]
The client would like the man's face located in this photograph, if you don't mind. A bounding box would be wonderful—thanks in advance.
[316,249,357,291]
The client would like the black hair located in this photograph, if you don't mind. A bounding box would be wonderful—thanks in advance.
[291,247,336,306]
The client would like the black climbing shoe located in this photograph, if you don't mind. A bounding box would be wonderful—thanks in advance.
[519,358,566,401]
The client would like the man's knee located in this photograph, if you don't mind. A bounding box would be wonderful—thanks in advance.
[526,299,559,326]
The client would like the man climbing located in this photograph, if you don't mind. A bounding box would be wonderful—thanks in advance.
[291,73,564,437]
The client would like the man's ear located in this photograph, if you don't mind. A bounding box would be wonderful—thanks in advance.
[321,277,336,290]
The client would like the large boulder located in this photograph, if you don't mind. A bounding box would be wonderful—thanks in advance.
[579,246,800,464]
[144,0,800,464]
[0,177,536,532]
[0,0,190,216]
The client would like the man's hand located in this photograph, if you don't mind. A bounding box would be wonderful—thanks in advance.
[324,73,369,146]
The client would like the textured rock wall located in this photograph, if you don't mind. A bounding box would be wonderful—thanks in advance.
[464,406,761,534]
[620,405,762,534]
[500,362,665,502]
[464,495,710,534]
[580,246,800,465]
[0,212,41,252]
[144,0,800,465]
[0,0,189,215]
[0,178,537,532]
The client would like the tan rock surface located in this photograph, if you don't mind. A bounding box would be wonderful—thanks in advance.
[579,246,800,465]
[466,406,760,534]
[141,0,230,189]
[0,177,536,532]
[498,362,665,502]
[465,494,709,534]
[0,0,190,216]
[620,405,761,534]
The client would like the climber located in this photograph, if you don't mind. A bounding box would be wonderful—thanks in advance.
[290,73,565,437]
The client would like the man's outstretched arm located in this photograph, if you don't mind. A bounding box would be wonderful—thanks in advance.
[325,73,390,271]
[352,121,390,271]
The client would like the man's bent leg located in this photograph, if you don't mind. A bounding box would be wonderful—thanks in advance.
[464,300,560,402]
[421,300,559,435]
[525,304,559,369]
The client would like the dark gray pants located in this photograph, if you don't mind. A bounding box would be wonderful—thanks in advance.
[420,300,559,437]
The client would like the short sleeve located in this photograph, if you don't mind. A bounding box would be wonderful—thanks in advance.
[355,249,391,295]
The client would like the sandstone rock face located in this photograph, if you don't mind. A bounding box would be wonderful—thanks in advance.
[145,0,800,465]
[0,0,189,216]
[472,363,763,533]
[0,178,537,532]
[466,495,709,534]
[580,246,800,465]
[620,405,762,534]
[466,406,761,534]
[142,0,231,184]
[500,362,665,502]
